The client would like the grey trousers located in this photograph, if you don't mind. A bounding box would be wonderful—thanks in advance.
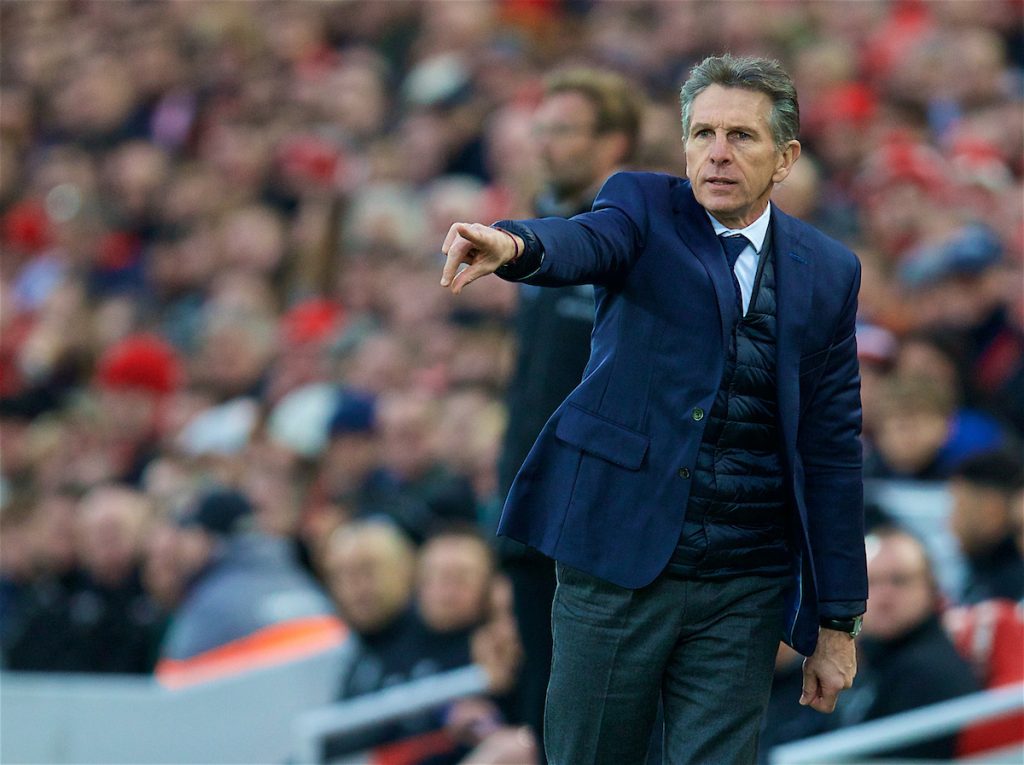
[544,563,787,765]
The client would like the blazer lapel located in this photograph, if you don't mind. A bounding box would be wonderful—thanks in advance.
[671,182,737,351]
[771,206,813,458]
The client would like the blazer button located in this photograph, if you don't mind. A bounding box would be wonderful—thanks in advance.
[678,467,691,479]
[692,407,705,421]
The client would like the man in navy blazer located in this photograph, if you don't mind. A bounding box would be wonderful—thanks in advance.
[441,55,865,765]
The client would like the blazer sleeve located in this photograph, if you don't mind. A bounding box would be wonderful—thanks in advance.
[495,171,649,287]
[797,257,868,617]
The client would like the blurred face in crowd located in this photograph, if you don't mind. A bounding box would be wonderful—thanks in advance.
[949,479,1012,556]
[684,85,800,229]
[325,525,414,635]
[895,340,960,395]
[534,91,617,201]
[863,532,937,641]
[874,386,951,475]
[417,534,494,634]
[909,273,1001,331]
[378,395,437,481]
[77,486,150,587]
[322,431,380,494]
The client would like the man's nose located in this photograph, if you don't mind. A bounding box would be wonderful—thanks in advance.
[709,132,731,164]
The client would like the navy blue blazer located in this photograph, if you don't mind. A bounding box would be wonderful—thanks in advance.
[496,172,867,656]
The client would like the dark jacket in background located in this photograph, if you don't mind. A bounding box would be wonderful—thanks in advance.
[495,193,595,751]
[2,568,162,674]
[327,608,476,762]
[961,536,1024,604]
[842,615,980,760]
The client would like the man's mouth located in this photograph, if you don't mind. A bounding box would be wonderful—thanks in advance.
[706,177,737,186]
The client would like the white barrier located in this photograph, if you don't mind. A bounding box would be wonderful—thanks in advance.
[0,646,347,764]
[770,684,1024,764]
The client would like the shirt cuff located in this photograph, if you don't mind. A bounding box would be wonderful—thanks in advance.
[491,220,544,281]
[818,600,866,619]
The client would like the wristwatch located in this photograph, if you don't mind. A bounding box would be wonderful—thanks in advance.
[820,615,863,638]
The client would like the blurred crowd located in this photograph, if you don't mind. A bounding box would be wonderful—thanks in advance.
[1,0,1023,763]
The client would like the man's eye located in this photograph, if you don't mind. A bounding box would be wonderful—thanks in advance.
[694,129,712,138]
[733,131,752,140]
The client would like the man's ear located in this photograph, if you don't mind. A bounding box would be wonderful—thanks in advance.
[773,140,802,184]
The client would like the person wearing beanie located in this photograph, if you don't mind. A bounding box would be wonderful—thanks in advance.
[93,333,184,485]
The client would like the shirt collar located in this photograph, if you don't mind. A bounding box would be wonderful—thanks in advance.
[706,202,772,252]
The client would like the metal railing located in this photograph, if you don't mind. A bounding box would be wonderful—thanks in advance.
[770,684,1024,764]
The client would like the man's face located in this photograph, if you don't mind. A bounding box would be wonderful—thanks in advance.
[534,91,604,199]
[416,536,492,634]
[684,85,799,228]
[326,536,412,635]
[874,408,948,475]
[863,534,936,641]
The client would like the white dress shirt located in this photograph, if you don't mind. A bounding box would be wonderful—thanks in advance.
[706,202,772,315]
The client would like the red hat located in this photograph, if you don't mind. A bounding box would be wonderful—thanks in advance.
[820,83,877,125]
[856,134,950,201]
[95,334,183,395]
[280,299,345,346]
[2,200,51,253]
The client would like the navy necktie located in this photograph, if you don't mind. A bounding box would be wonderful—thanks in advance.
[719,234,749,270]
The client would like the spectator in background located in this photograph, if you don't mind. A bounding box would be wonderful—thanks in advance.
[417,528,517,760]
[314,390,380,508]
[417,526,497,660]
[5,484,161,673]
[323,521,451,760]
[156,487,343,687]
[495,67,644,747]
[842,527,978,761]
[324,520,423,700]
[374,392,477,543]
[901,224,1024,433]
[90,333,184,486]
[70,484,162,672]
[895,330,1008,463]
[949,451,1024,604]
[865,375,1000,481]
[1,488,81,671]
[0,488,39,665]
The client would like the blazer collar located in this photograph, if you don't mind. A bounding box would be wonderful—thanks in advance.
[770,204,812,360]
[670,181,816,367]
[671,181,736,351]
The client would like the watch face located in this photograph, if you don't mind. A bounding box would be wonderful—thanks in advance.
[850,615,864,637]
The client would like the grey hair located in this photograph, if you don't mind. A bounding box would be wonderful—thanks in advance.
[680,54,799,149]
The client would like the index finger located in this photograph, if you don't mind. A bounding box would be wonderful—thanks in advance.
[441,245,465,288]
[442,222,464,254]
